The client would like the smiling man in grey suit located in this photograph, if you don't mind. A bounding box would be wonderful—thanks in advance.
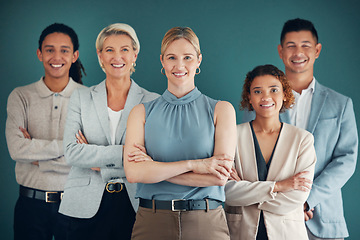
[242,18,358,240]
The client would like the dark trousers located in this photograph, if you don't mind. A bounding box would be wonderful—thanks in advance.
[59,186,136,240]
[14,195,66,240]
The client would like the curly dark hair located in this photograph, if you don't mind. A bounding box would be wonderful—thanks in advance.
[240,64,294,113]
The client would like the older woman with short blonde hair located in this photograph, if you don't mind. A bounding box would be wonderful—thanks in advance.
[58,23,158,240]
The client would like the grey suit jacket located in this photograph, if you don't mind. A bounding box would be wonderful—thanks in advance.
[242,80,358,238]
[59,80,159,218]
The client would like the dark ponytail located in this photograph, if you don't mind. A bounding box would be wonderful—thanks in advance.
[69,59,86,84]
[39,23,86,84]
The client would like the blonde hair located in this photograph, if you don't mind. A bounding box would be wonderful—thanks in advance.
[161,27,201,59]
[96,23,140,74]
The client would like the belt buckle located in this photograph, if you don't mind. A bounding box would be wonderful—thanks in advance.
[106,182,123,193]
[171,199,187,211]
[45,192,58,203]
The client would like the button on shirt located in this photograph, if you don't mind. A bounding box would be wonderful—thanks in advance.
[288,78,316,130]
[5,77,85,191]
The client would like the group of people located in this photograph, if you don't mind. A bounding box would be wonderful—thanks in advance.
[5,18,357,240]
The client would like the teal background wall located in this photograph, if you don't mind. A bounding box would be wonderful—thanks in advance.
[0,0,359,239]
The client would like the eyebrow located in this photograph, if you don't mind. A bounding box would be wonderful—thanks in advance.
[286,41,312,45]
[104,45,131,48]
[165,53,195,57]
[43,45,71,49]
[251,85,280,90]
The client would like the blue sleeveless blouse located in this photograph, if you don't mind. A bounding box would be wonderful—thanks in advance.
[135,87,225,201]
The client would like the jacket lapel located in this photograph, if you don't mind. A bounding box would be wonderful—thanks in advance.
[91,80,111,145]
[115,80,144,145]
[240,123,259,181]
[266,123,287,181]
[306,81,328,134]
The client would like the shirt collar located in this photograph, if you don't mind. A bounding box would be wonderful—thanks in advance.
[36,77,79,98]
[292,77,316,96]
[308,77,316,92]
[162,87,201,105]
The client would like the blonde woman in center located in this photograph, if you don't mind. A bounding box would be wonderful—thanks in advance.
[124,27,237,240]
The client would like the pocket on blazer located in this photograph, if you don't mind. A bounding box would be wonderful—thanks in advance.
[64,177,90,189]
[314,117,337,134]
[318,197,345,223]
[282,210,307,240]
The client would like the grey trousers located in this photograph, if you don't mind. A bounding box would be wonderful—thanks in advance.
[131,206,230,240]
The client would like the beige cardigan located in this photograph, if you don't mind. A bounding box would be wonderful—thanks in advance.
[5,78,85,191]
[225,123,316,240]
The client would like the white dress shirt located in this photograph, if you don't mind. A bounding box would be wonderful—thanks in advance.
[288,77,316,130]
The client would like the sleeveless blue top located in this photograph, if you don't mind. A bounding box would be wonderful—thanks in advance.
[136,87,225,201]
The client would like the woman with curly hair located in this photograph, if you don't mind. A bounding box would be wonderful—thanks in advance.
[225,64,316,240]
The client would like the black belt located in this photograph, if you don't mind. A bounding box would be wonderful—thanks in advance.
[19,186,63,203]
[139,198,222,211]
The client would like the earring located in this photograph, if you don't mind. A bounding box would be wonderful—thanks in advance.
[195,67,201,75]
[161,67,165,75]
[132,62,136,67]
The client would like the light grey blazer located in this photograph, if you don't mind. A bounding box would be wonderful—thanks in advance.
[242,80,358,238]
[59,80,159,218]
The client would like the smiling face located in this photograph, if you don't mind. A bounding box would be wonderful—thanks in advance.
[249,75,285,119]
[37,32,78,81]
[97,34,137,80]
[278,30,321,75]
[160,38,202,92]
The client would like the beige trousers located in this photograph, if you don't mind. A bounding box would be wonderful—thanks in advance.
[131,206,230,240]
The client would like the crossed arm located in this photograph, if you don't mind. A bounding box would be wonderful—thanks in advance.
[123,101,237,187]
[226,132,316,216]
[5,90,67,173]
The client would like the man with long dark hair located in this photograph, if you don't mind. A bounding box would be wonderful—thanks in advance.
[5,23,86,240]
